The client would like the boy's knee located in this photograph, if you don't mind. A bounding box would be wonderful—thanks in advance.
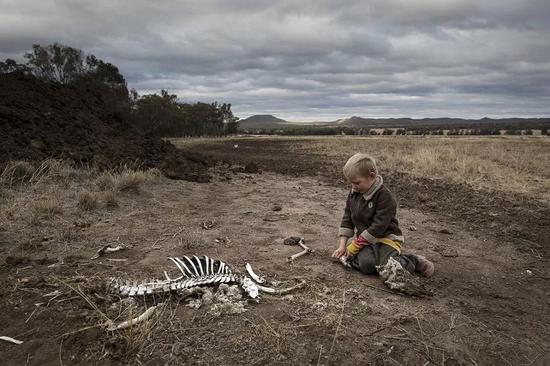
[352,251,377,275]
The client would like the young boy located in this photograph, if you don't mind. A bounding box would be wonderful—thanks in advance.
[331,153,434,277]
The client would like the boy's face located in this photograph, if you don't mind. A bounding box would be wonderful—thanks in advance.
[349,172,376,193]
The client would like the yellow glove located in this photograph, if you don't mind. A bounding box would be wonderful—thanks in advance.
[346,239,363,256]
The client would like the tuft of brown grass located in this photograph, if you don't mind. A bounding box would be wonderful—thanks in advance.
[1,161,35,185]
[32,198,63,217]
[95,168,159,193]
[95,171,116,191]
[114,170,147,192]
[1,159,83,187]
[103,189,119,208]
[77,190,100,211]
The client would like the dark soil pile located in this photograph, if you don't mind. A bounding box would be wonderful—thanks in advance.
[0,72,211,181]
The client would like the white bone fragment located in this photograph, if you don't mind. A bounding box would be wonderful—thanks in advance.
[203,256,210,275]
[241,277,259,298]
[0,336,23,345]
[91,244,125,259]
[287,241,312,262]
[193,255,204,276]
[217,261,225,274]
[137,284,146,296]
[176,257,195,277]
[107,304,162,331]
[245,263,266,284]
[256,280,306,295]
[183,256,200,276]
[120,287,129,296]
[209,256,214,274]
[168,257,187,277]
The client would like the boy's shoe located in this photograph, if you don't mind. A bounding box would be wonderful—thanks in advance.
[415,255,434,277]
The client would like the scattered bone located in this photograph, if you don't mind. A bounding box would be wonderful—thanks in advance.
[107,303,163,331]
[0,336,24,345]
[200,220,216,230]
[256,279,306,295]
[338,256,352,268]
[245,263,266,284]
[215,237,231,245]
[285,238,313,262]
[377,258,433,297]
[91,244,125,260]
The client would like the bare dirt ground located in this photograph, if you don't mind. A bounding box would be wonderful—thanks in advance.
[1,136,549,365]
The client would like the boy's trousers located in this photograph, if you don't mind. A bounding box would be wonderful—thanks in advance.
[350,243,417,275]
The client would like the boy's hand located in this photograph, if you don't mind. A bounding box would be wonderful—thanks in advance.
[331,245,347,258]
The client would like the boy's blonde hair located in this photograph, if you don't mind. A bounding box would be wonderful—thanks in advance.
[343,153,377,179]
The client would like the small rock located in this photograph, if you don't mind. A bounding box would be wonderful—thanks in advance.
[526,270,533,276]
[409,225,417,231]
[243,162,259,173]
[272,205,282,211]
[439,228,453,235]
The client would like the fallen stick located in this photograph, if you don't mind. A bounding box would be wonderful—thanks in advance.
[107,304,163,331]
[0,336,23,345]
[288,241,312,262]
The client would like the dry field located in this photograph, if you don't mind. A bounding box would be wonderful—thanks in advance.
[0,136,549,365]
[175,135,550,202]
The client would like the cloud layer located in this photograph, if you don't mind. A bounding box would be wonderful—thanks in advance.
[2,0,549,120]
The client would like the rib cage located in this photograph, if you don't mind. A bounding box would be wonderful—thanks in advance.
[110,256,245,297]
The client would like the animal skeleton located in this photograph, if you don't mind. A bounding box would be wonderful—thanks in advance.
[377,257,433,297]
[109,255,304,299]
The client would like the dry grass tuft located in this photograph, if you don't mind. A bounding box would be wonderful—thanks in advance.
[114,170,147,192]
[77,190,100,211]
[32,198,63,217]
[1,159,83,187]
[95,171,116,191]
[95,168,159,193]
[144,167,162,179]
[1,161,35,185]
[103,189,119,208]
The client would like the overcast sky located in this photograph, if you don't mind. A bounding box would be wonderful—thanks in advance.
[2,0,550,120]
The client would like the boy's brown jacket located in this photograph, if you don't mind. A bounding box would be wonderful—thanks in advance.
[338,175,404,244]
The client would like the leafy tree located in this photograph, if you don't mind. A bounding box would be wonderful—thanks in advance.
[0,58,28,73]
[24,43,86,84]
[23,43,126,89]
[130,90,238,137]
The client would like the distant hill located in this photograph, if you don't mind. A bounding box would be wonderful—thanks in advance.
[239,114,288,129]
[237,114,550,132]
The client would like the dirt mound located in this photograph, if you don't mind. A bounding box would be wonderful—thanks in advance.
[0,72,211,181]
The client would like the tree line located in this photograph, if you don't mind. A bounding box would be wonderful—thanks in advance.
[242,126,550,136]
[1,43,238,137]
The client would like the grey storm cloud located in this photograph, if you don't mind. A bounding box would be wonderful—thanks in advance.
[1,0,550,120]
